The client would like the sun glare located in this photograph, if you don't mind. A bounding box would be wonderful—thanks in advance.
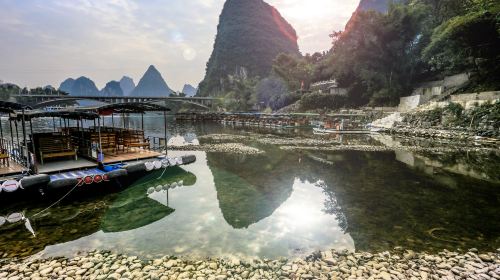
[269,0,359,52]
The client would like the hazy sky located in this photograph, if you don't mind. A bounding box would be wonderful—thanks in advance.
[0,0,359,91]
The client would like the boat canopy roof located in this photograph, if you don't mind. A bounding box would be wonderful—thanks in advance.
[0,101,32,114]
[9,110,100,121]
[81,102,171,115]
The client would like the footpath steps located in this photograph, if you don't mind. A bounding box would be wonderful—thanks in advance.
[370,112,403,129]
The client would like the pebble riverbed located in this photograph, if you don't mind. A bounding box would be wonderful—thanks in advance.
[0,248,498,280]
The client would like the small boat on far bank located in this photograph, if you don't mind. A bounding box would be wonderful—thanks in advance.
[313,117,370,135]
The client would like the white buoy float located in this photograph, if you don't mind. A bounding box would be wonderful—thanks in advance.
[2,180,19,193]
[147,187,155,195]
[6,213,23,223]
[163,184,170,190]
[145,162,154,171]
[154,161,162,170]
[0,216,5,227]
[155,185,163,192]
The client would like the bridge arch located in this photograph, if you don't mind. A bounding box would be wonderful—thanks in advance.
[32,97,210,110]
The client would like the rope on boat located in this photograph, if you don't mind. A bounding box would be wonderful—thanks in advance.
[156,164,169,180]
[30,181,80,219]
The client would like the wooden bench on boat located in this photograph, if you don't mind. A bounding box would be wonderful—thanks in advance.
[89,132,117,155]
[0,152,9,166]
[38,135,77,164]
[119,130,149,151]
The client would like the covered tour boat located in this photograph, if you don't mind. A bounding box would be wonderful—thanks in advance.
[0,101,196,203]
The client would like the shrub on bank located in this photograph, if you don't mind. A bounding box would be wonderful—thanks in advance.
[299,92,347,111]
[402,101,500,136]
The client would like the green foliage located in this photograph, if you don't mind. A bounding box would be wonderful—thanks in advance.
[443,102,464,118]
[0,84,20,101]
[0,84,69,103]
[201,0,499,110]
[255,76,288,108]
[269,92,300,111]
[272,53,322,91]
[423,2,500,78]
[300,92,347,111]
[327,4,428,106]
[220,77,259,111]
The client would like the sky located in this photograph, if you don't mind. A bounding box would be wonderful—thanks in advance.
[0,0,359,91]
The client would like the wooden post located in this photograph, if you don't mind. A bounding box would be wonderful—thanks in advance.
[0,116,3,151]
[97,117,103,163]
[21,109,29,168]
[141,113,144,131]
[14,119,20,161]
[8,113,14,155]
[29,119,36,170]
[163,110,167,153]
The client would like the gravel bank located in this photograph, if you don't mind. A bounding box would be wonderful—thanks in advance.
[279,145,496,153]
[1,249,498,280]
[169,143,264,155]
[390,127,500,148]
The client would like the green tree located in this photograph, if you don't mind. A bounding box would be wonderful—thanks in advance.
[423,1,500,81]
[272,53,315,91]
[326,4,427,106]
[221,77,258,111]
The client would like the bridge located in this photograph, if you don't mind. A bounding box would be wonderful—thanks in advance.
[12,94,219,110]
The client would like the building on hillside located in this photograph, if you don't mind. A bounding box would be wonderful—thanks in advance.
[310,80,347,96]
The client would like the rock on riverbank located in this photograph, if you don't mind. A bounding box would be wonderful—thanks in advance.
[1,248,498,280]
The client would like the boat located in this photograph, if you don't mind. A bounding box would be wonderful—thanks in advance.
[0,101,196,203]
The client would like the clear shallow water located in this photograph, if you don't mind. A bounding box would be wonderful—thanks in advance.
[0,115,499,259]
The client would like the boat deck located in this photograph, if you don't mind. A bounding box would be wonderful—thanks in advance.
[0,160,26,177]
[36,158,98,174]
[103,149,162,164]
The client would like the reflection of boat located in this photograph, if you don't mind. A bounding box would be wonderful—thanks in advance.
[313,127,370,134]
[102,166,196,232]
[0,166,197,257]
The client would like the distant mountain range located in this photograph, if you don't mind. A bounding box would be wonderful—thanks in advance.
[59,77,100,96]
[58,65,174,97]
[130,65,173,97]
[120,76,135,96]
[182,84,197,97]
[101,81,123,96]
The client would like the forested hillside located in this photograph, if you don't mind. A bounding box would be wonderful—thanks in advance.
[271,0,500,110]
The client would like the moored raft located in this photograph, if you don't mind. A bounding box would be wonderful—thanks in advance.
[0,154,196,200]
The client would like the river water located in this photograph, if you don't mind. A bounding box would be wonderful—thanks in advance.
[0,114,499,259]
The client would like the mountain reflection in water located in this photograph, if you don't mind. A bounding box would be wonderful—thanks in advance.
[0,120,498,260]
